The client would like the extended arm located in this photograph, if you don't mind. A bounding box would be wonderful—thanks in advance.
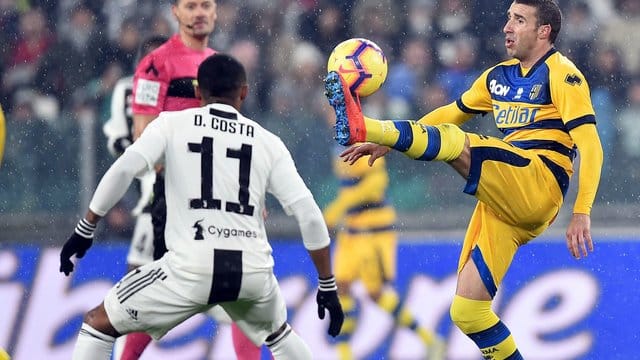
[287,196,344,337]
[566,124,603,259]
[59,151,150,275]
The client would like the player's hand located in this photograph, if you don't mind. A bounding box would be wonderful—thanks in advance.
[565,213,594,259]
[60,219,96,276]
[340,143,390,166]
[316,275,344,337]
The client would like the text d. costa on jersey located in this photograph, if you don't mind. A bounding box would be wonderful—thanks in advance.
[193,114,255,137]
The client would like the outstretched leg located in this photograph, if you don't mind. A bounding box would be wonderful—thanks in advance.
[324,71,465,163]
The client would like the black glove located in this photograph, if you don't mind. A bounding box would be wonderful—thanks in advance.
[59,218,96,276]
[316,275,344,337]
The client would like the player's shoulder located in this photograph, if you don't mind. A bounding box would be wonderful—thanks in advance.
[545,50,583,74]
[480,58,519,79]
[545,50,588,86]
[134,37,175,73]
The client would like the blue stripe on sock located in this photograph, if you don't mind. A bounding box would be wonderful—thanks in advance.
[471,247,498,298]
[417,125,441,161]
[392,121,413,152]
[467,320,511,349]
[505,349,524,360]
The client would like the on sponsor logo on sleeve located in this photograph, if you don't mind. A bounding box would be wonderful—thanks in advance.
[135,79,161,106]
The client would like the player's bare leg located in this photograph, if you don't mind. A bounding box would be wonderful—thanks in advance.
[73,303,120,360]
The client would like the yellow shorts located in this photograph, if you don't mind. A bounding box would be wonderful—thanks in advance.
[334,229,397,295]
[458,133,565,297]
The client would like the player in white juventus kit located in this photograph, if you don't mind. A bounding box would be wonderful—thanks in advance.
[60,53,344,360]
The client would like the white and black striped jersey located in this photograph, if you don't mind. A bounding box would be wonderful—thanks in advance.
[104,76,134,157]
[125,103,315,274]
[103,75,154,216]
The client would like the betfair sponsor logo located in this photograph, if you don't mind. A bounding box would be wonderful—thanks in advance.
[493,104,538,125]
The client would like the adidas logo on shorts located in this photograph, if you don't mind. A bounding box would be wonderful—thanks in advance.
[126,308,139,321]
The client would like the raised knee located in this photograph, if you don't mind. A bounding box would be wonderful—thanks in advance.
[449,296,473,332]
[450,295,497,334]
[84,303,119,337]
[265,322,289,344]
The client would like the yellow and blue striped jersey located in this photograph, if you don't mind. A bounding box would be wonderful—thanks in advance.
[458,48,595,176]
[323,145,396,234]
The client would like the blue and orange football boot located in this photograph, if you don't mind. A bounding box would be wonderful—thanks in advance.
[324,71,366,146]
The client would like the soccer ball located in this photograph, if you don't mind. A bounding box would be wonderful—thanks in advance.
[327,38,387,97]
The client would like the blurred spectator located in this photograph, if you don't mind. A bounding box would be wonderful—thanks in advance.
[298,0,350,54]
[0,90,67,212]
[228,38,262,116]
[599,0,640,75]
[210,0,241,50]
[589,46,629,106]
[582,0,616,23]
[2,7,54,107]
[617,78,640,165]
[615,77,640,201]
[101,0,173,41]
[385,37,435,118]
[471,0,511,67]
[35,4,111,110]
[558,1,598,71]
[351,0,401,57]
[267,41,332,192]
[433,0,475,39]
[432,0,480,97]
[436,35,480,101]
[417,83,449,114]
[588,47,629,184]
[148,10,176,38]
[405,0,435,39]
[107,17,142,72]
[0,0,21,104]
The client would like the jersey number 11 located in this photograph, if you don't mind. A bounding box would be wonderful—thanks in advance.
[188,136,255,216]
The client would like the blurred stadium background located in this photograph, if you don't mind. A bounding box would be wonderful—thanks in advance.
[1,0,639,359]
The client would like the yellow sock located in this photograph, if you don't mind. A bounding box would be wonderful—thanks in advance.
[364,116,400,145]
[450,295,522,360]
[376,290,400,313]
[0,347,10,360]
[339,295,357,335]
[336,342,353,360]
[364,117,465,161]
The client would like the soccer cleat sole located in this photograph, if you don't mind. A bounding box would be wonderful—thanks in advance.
[324,71,352,146]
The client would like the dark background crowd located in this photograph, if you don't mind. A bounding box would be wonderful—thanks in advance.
[1,0,638,240]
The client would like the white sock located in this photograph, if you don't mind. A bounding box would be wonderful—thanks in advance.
[112,334,126,360]
[265,324,312,360]
[72,323,116,360]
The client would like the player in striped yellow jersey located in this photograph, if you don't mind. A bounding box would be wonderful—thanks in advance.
[0,104,5,168]
[324,1,602,359]
[323,141,445,359]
